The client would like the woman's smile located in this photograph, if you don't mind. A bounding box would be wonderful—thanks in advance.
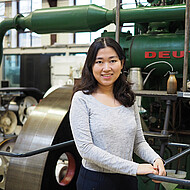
[101,73,113,79]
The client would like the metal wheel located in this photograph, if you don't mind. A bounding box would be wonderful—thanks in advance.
[0,111,17,135]
[5,87,81,190]
[0,137,17,190]
[18,96,38,125]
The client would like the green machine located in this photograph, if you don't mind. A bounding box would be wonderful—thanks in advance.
[0,1,190,190]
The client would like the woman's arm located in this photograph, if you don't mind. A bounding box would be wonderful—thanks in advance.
[133,102,166,177]
[133,102,161,163]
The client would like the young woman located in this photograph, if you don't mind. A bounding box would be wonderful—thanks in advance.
[69,37,166,190]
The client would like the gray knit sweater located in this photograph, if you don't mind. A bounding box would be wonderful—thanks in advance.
[69,91,161,176]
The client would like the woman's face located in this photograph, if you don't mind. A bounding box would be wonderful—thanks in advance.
[92,46,123,89]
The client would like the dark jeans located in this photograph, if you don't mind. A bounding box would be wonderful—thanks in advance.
[76,165,138,190]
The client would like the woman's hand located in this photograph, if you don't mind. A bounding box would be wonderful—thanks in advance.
[137,159,166,183]
[153,158,166,176]
[136,164,158,175]
[152,158,166,183]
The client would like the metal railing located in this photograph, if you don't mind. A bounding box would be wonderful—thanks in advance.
[0,140,74,157]
[0,140,189,186]
[148,146,190,186]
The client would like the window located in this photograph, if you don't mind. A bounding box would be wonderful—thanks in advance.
[18,0,42,47]
[121,0,150,35]
[74,0,105,44]
[19,29,41,47]
[75,29,105,44]
[75,0,105,6]
[0,2,5,22]
[3,55,20,87]
[122,0,150,9]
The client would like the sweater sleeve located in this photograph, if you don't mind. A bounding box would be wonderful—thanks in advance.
[133,102,161,164]
[69,92,139,176]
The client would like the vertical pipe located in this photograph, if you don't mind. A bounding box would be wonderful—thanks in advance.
[172,102,176,129]
[17,1,19,47]
[155,99,171,190]
[115,0,120,43]
[0,18,18,65]
[183,0,190,92]
[162,100,172,135]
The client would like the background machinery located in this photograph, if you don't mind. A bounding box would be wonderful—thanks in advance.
[0,0,190,190]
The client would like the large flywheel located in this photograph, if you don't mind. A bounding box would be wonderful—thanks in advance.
[5,87,81,190]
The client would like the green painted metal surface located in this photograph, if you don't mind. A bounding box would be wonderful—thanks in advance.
[119,5,185,23]
[17,5,109,33]
[15,4,186,34]
[102,31,189,76]
[126,34,188,75]
[0,4,187,65]
[0,16,21,66]
[106,4,185,23]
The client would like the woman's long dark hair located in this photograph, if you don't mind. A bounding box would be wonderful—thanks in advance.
[73,37,135,107]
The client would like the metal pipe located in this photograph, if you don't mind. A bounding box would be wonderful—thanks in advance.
[155,143,190,189]
[107,4,186,23]
[0,139,188,186]
[0,15,21,64]
[167,142,190,148]
[115,0,120,43]
[0,140,188,161]
[159,99,172,158]
[162,99,172,135]
[17,5,186,34]
[0,4,186,65]
[183,0,190,92]
[160,142,166,159]
[152,147,190,187]
[165,147,190,165]
[0,140,74,157]
[147,173,190,186]
[17,5,109,33]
